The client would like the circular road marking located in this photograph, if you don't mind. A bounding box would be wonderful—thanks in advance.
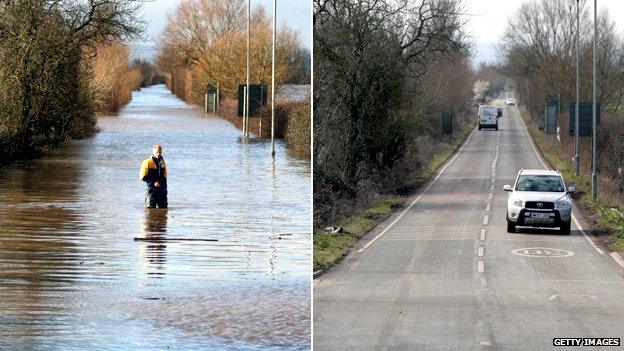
[511,247,575,258]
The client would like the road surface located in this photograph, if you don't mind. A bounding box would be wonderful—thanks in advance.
[313,100,624,350]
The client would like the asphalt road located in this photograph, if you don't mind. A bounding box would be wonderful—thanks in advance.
[313,101,624,350]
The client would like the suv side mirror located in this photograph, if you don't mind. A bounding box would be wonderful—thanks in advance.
[567,186,576,194]
[503,184,512,192]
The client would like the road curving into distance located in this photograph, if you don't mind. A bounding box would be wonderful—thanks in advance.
[313,99,624,350]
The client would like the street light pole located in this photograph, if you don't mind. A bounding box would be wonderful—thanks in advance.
[591,0,597,201]
[270,0,276,157]
[245,0,251,140]
[574,0,580,176]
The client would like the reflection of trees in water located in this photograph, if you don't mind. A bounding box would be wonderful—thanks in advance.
[139,208,168,275]
[0,151,85,338]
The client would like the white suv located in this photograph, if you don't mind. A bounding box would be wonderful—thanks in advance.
[505,98,516,106]
[503,169,575,234]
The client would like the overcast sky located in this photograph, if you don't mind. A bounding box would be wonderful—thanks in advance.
[137,0,311,49]
[465,0,624,64]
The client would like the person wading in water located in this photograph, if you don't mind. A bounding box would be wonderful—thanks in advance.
[139,144,168,208]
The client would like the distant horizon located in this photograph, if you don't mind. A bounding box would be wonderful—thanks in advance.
[472,42,500,68]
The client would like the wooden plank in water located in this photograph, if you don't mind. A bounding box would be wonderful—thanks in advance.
[133,237,218,242]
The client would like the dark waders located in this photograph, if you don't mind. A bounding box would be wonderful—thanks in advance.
[146,186,168,208]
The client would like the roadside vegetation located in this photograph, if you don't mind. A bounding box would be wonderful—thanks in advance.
[91,44,143,114]
[498,0,624,252]
[0,0,146,165]
[155,0,311,154]
[313,0,475,271]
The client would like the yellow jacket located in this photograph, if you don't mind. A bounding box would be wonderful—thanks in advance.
[139,156,167,185]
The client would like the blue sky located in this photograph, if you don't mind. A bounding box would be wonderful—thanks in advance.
[137,0,311,50]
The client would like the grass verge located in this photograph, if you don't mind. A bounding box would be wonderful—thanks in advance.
[522,114,624,252]
[313,122,476,273]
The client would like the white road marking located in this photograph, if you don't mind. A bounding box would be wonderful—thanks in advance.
[572,214,604,254]
[516,106,604,255]
[488,193,493,201]
[480,229,486,241]
[483,215,489,226]
[485,203,491,212]
[478,246,484,257]
[511,247,575,258]
[357,128,477,253]
[480,341,491,346]
[549,294,558,301]
[477,260,485,273]
[480,277,487,287]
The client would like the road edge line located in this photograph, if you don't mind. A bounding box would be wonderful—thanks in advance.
[609,252,624,269]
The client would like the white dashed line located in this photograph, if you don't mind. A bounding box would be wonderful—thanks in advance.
[477,260,485,273]
[483,215,489,226]
[549,294,559,301]
[485,203,491,212]
[480,229,486,241]
[478,246,484,257]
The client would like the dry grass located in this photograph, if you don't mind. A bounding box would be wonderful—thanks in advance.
[90,43,142,114]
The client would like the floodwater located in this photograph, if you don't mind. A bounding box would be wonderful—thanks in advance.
[0,85,311,350]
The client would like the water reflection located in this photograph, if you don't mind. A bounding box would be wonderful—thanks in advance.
[0,85,310,350]
[139,208,168,274]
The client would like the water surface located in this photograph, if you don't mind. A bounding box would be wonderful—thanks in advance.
[0,85,311,350]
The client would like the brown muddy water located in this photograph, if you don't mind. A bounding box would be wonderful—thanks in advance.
[0,85,311,350]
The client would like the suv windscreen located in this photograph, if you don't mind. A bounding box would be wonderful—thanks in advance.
[515,175,564,192]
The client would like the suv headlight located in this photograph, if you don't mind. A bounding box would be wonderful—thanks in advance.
[555,199,571,209]
[512,199,523,207]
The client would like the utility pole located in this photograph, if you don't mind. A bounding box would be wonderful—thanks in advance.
[270,0,276,157]
[574,0,580,176]
[591,0,597,200]
[245,0,251,140]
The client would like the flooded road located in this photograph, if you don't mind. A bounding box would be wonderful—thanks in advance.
[0,85,311,350]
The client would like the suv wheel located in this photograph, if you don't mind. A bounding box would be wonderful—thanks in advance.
[506,217,516,233]
[560,222,571,235]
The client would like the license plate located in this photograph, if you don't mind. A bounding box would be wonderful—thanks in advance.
[531,213,550,219]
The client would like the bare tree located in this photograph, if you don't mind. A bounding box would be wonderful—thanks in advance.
[156,2,304,102]
[313,0,472,225]
[0,0,146,163]
[499,0,624,115]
